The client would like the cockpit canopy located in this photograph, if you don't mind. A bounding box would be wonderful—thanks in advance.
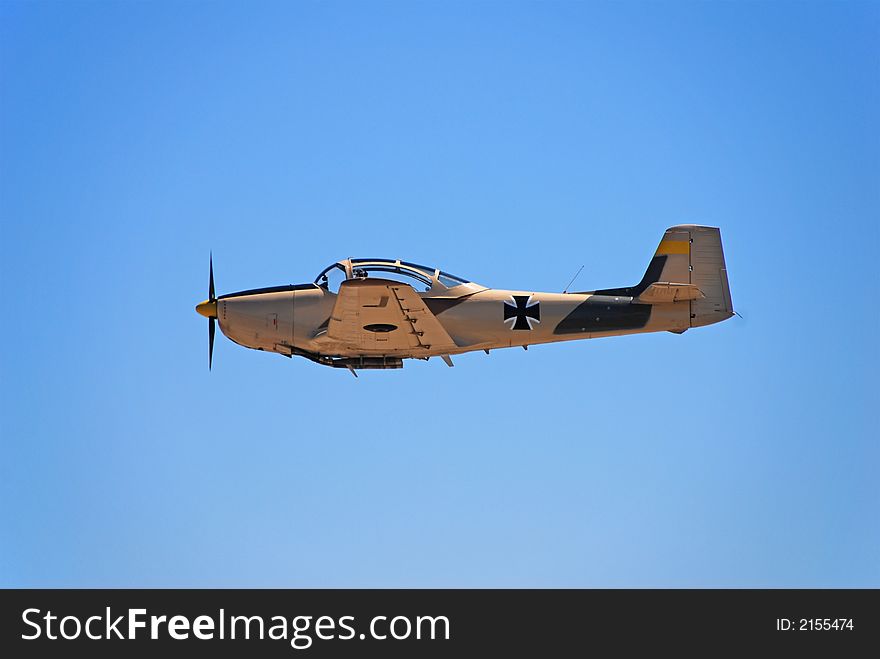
[314,259,477,294]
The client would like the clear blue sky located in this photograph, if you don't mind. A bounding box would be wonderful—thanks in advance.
[1,0,877,587]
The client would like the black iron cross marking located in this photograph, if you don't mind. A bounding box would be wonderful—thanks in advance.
[503,295,540,330]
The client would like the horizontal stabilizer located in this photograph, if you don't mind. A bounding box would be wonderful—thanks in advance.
[635,282,704,304]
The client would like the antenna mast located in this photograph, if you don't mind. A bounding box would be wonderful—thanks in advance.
[563,265,585,294]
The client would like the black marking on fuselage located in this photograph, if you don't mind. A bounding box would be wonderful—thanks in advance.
[590,255,667,297]
[553,295,652,335]
[504,295,540,330]
[218,283,318,300]
[424,297,468,315]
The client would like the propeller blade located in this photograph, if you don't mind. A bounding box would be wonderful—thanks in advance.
[209,317,215,370]
[209,252,215,301]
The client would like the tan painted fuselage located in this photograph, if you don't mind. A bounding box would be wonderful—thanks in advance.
[218,287,691,356]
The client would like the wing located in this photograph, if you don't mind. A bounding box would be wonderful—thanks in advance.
[327,278,458,354]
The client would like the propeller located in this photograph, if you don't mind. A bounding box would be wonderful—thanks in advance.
[195,253,219,370]
[208,254,215,369]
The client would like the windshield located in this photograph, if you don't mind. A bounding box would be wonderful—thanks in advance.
[314,263,347,291]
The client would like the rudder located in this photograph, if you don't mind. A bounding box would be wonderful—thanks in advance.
[685,225,734,327]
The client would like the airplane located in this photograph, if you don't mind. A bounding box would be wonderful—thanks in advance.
[195,225,734,375]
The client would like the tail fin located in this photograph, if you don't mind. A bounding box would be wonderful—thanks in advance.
[595,225,734,328]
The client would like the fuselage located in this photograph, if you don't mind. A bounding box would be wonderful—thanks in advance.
[215,284,693,359]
